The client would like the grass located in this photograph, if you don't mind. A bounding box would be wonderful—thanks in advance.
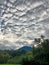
[0,64,21,65]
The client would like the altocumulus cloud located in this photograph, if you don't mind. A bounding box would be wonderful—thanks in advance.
[0,0,49,50]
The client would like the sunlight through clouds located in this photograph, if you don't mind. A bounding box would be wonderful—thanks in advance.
[0,0,49,49]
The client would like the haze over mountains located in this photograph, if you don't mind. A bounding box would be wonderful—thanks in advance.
[0,0,49,50]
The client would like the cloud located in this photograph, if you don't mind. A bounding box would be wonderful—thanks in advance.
[0,0,49,49]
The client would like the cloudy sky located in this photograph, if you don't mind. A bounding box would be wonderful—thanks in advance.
[0,0,49,50]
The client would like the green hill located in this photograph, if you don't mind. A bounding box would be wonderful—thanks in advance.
[0,48,32,64]
[7,50,32,64]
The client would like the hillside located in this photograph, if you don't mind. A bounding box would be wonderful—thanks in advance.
[0,46,32,64]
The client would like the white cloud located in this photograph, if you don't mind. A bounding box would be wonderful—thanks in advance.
[0,0,49,49]
[10,0,16,3]
[0,34,4,40]
[27,1,44,10]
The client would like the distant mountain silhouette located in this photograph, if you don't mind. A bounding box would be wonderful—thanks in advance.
[18,46,32,51]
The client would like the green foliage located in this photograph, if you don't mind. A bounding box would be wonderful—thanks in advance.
[0,35,49,65]
[0,52,12,64]
[0,49,32,64]
[22,36,49,65]
[0,64,21,65]
[32,38,49,65]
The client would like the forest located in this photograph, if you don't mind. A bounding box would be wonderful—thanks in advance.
[0,35,49,65]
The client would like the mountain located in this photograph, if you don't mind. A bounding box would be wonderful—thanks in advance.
[0,47,33,64]
[18,46,32,51]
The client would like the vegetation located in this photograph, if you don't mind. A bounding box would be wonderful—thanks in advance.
[0,35,49,65]
[22,35,49,65]
[0,64,21,65]
[0,50,28,64]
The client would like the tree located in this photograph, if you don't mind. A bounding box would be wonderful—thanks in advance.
[33,38,49,65]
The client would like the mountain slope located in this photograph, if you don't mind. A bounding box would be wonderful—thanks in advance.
[18,46,32,51]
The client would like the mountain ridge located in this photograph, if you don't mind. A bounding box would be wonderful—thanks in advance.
[18,46,32,51]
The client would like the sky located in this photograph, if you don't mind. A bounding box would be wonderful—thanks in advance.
[0,0,49,50]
